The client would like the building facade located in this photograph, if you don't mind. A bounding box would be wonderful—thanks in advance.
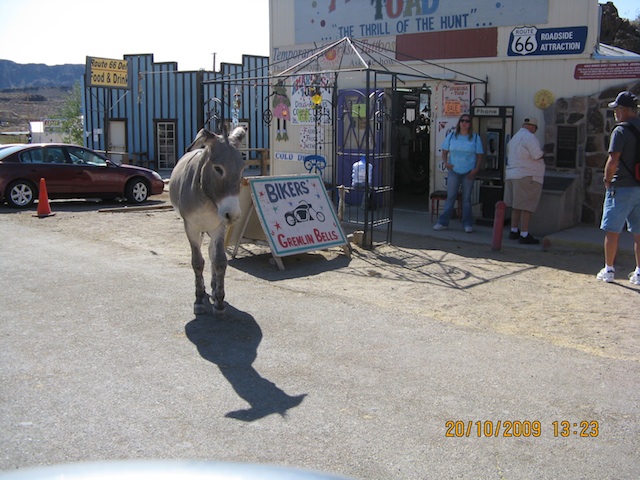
[268,0,640,232]
[82,53,269,172]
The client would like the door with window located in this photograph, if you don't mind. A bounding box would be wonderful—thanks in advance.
[108,120,126,164]
[156,121,177,169]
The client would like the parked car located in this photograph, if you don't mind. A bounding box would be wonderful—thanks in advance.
[0,143,165,208]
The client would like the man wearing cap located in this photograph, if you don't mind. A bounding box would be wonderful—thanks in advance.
[597,90,640,285]
[504,116,545,244]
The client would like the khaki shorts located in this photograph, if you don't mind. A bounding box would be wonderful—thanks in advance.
[504,177,543,212]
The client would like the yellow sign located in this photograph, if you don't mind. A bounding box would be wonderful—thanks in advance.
[86,57,130,89]
[444,100,462,117]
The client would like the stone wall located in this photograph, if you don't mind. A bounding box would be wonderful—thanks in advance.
[541,80,640,227]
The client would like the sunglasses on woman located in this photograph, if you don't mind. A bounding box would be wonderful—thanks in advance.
[460,118,471,123]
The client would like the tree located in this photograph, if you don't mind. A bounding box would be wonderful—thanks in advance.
[58,82,84,145]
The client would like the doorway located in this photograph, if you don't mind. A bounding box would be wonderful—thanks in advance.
[392,87,431,211]
[108,120,126,164]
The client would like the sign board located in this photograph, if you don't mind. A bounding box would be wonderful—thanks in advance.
[574,62,640,80]
[225,177,268,249]
[294,0,548,44]
[471,106,515,118]
[443,100,461,117]
[247,174,348,258]
[85,56,130,89]
[440,83,473,116]
[508,26,587,57]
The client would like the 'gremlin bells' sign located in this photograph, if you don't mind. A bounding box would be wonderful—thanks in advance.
[248,175,347,257]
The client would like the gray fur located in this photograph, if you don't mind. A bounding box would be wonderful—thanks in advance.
[169,127,246,313]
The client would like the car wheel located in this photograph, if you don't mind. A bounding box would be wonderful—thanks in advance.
[125,178,149,203]
[7,180,37,208]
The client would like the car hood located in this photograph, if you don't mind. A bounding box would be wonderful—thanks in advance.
[116,163,155,174]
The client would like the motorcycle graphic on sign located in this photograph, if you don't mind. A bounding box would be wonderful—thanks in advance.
[285,201,325,226]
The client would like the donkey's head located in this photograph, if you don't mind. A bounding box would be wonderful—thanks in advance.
[189,127,247,224]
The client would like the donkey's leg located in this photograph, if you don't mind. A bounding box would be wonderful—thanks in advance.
[208,227,228,312]
[185,222,209,314]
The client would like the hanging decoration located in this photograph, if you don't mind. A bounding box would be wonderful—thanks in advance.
[272,80,291,141]
[311,88,322,106]
[232,87,242,127]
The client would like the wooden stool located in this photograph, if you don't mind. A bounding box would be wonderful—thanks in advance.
[430,190,462,223]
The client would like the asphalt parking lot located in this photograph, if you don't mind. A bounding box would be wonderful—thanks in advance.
[1,202,638,479]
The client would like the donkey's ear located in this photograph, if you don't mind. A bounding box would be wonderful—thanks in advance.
[186,129,217,152]
[227,126,247,149]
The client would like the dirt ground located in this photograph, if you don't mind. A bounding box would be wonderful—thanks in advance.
[3,190,639,364]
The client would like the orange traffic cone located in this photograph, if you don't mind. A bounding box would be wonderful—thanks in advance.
[34,178,56,218]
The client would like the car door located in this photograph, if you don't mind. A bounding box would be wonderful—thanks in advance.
[66,146,123,195]
[19,146,77,194]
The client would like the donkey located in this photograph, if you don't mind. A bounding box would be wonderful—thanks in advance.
[169,127,246,314]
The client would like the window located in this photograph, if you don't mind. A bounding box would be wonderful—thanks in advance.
[67,147,107,166]
[556,126,577,168]
[42,147,67,164]
[156,122,176,169]
[19,149,45,164]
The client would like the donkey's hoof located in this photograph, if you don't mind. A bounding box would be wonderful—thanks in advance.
[194,301,212,315]
[213,301,226,314]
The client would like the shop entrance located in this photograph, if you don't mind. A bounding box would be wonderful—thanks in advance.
[206,36,486,248]
[392,87,431,211]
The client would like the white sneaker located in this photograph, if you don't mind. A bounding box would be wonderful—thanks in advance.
[433,223,448,231]
[464,226,473,233]
[596,268,615,283]
[629,272,640,285]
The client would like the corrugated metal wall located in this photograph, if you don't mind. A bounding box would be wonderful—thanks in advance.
[82,53,269,167]
[201,55,270,156]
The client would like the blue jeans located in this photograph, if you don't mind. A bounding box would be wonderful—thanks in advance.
[438,171,475,228]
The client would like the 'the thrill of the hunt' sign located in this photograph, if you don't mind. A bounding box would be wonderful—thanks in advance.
[248,175,347,257]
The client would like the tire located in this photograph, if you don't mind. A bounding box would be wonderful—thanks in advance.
[7,180,37,208]
[285,213,296,226]
[125,178,149,204]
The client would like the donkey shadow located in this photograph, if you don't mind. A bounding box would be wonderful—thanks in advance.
[185,306,306,421]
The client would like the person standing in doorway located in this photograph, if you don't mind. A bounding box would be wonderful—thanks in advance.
[597,91,640,285]
[433,114,483,233]
[504,116,545,244]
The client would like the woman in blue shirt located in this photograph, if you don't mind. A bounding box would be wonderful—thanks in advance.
[433,114,484,232]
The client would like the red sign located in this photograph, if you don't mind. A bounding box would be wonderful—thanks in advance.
[574,62,640,80]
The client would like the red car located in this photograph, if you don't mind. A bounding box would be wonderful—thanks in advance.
[0,143,165,208]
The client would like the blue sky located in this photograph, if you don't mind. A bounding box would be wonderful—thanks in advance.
[611,0,640,19]
[0,0,270,70]
[0,1,637,69]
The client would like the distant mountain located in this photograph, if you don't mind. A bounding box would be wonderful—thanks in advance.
[0,60,84,90]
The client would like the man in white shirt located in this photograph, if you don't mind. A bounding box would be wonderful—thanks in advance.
[504,116,545,244]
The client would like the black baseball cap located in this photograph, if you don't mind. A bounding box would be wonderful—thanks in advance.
[608,91,638,109]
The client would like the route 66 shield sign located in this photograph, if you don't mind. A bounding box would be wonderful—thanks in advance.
[509,26,538,56]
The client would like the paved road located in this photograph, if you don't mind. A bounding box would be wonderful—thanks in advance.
[1,216,638,479]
